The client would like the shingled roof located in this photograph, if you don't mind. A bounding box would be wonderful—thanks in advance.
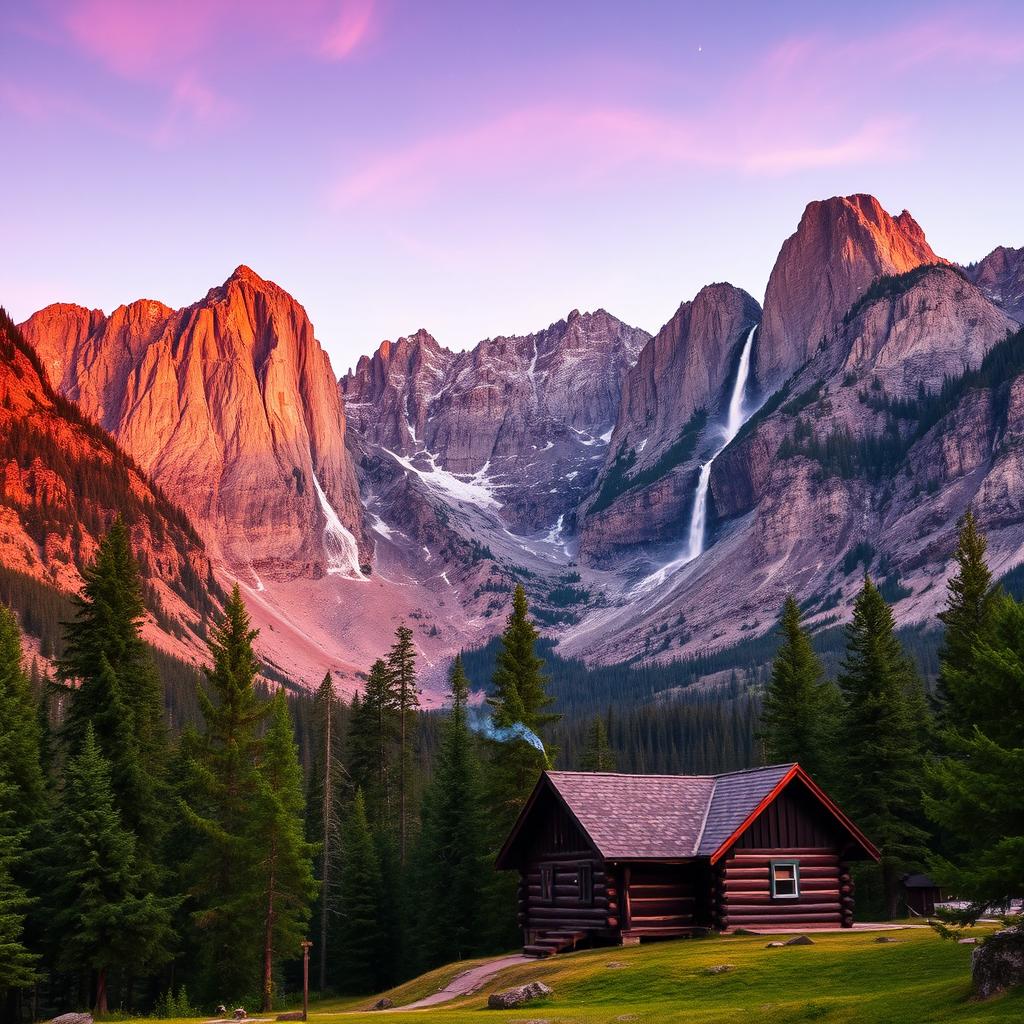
[542,764,795,860]
[497,764,880,869]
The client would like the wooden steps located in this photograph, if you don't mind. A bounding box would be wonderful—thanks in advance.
[523,930,587,958]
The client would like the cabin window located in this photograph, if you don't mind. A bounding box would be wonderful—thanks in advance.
[770,860,800,899]
[540,864,554,904]
[577,863,593,905]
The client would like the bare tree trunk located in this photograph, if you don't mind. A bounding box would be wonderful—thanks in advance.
[263,844,278,1012]
[95,966,109,1016]
[319,685,333,992]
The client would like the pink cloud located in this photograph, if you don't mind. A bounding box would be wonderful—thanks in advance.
[327,9,1023,211]
[321,0,376,60]
[53,0,375,74]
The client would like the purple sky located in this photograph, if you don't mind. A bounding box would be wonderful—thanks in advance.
[3,1,1024,373]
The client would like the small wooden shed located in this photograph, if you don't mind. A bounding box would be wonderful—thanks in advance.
[496,764,880,956]
[901,873,942,917]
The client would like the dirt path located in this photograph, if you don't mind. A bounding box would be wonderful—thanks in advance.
[386,954,532,1011]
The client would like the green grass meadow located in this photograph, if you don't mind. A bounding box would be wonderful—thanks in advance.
[150,925,1023,1023]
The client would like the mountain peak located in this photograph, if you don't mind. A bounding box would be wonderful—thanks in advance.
[757,194,943,385]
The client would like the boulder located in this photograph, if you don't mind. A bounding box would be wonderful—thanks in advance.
[371,998,394,1011]
[784,935,814,946]
[487,982,553,1009]
[972,927,1024,999]
[50,1015,93,1024]
[874,936,897,943]
[765,941,786,948]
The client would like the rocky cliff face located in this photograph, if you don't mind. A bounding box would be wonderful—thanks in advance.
[0,311,219,662]
[342,309,649,532]
[966,246,1024,322]
[21,267,368,584]
[756,194,943,388]
[561,260,1022,665]
[576,283,760,563]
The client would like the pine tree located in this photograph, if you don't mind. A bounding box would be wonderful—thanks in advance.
[387,625,419,863]
[179,585,271,1002]
[0,777,38,1004]
[936,510,999,725]
[483,586,558,949]
[924,592,1024,926]
[254,692,318,1011]
[347,660,398,824]
[334,791,384,993]
[58,520,167,859]
[0,606,47,827]
[413,656,486,968]
[486,585,558,827]
[759,596,839,780]
[579,715,616,771]
[43,727,175,1014]
[837,578,930,918]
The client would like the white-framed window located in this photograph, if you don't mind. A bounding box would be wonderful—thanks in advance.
[770,860,800,899]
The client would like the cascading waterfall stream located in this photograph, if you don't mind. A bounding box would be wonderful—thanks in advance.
[311,470,367,580]
[636,324,758,592]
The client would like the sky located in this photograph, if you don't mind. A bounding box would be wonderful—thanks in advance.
[2,1,1024,374]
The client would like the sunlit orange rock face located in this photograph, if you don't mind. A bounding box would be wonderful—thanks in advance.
[756,194,945,387]
[0,317,218,659]
[21,266,368,583]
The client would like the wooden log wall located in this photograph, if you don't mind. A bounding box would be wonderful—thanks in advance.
[521,857,616,935]
[623,865,696,935]
[714,848,853,929]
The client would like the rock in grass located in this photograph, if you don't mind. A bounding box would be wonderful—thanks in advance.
[371,998,394,1010]
[958,937,979,945]
[702,964,736,975]
[487,982,553,1009]
[50,1015,93,1024]
[765,941,786,948]
[972,927,1024,999]
[784,935,814,946]
[874,936,897,943]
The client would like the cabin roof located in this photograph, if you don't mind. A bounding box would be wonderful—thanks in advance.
[496,764,880,868]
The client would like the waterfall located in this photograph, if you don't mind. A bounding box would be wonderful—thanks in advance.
[685,323,758,558]
[311,471,366,580]
[635,324,758,591]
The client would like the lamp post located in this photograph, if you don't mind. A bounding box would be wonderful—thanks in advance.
[301,940,313,1021]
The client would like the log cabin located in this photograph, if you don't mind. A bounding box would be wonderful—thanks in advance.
[496,764,880,957]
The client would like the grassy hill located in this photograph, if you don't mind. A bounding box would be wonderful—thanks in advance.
[213,926,1020,1022]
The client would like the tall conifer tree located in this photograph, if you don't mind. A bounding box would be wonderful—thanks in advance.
[760,596,838,780]
[484,586,558,948]
[387,625,419,862]
[837,578,930,917]
[0,777,38,1007]
[334,791,384,993]
[347,660,398,823]
[43,727,175,1014]
[180,585,270,1001]
[58,520,167,862]
[925,590,1024,926]
[413,656,486,967]
[936,510,999,725]
[254,693,317,1011]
